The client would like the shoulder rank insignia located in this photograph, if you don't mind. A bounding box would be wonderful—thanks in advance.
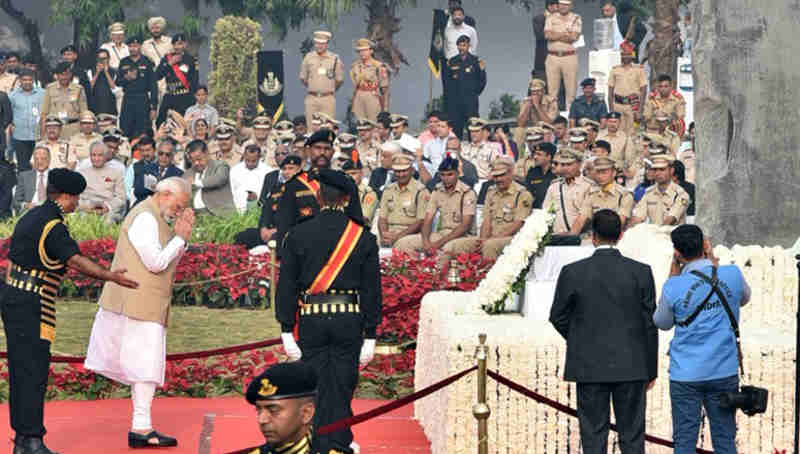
[478,59,485,70]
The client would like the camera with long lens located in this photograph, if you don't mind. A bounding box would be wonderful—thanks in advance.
[719,385,768,416]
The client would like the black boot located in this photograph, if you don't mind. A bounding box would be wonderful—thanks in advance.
[128,431,178,448]
[18,437,58,454]
[12,435,25,454]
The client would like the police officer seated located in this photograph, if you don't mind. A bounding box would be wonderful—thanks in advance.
[244,362,318,454]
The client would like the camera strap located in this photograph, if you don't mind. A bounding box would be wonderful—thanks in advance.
[686,266,745,377]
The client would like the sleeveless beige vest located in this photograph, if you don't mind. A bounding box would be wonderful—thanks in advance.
[98,196,179,326]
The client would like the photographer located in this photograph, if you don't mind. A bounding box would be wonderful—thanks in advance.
[654,225,751,454]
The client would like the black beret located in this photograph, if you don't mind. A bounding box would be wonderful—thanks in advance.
[606,111,622,119]
[438,153,460,172]
[126,35,143,45]
[317,168,353,192]
[53,61,73,74]
[305,129,336,147]
[534,142,557,157]
[245,362,317,405]
[280,155,303,168]
[580,78,596,87]
[49,168,87,195]
[593,140,612,152]
[60,44,77,54]
[341,159,363,171]
[456,34,471,44]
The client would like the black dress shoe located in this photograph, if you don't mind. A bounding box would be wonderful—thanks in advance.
[128,431,178,448]
[18,437,59,454]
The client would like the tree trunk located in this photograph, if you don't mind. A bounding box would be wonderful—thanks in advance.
[647,0,679,86]
[693,0,800,247]
[365,0,408,72]
[0,0,43,64]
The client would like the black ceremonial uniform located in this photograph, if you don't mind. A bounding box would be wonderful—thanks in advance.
[117,55,158,138]
[274,169,363,248]
[233,170,284,249]
[525,165,556,209]
[276,209,381,453]
[443,52,487,139]
[154,52,198,127]
[1,200,81,439]
[249,435,313,454]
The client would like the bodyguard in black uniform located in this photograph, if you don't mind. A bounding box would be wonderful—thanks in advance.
[443,34,487,140]
[244,362,318,454]
[154,34,198,127]
[276,169,381,454]
[525,142,558,208]
[117,36,158,139]
[1,169,138,454]
[274,130,363,248]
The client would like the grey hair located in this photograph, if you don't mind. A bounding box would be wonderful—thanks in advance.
[155,176,191,196]
[89,140,107,155]
[33,145,51,157]
[157,139,175,153]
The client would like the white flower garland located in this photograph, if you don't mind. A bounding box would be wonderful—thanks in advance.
[474,209,555,314]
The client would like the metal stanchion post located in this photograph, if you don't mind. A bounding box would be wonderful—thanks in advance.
[473,333,490,454]
[269,240,278,309]
[795,255,799,454]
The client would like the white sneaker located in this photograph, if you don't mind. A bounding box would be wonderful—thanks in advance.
[350,441,361,453]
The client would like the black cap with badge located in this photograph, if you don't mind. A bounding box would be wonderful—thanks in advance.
[49,168,87,195]
[245,362,318,405]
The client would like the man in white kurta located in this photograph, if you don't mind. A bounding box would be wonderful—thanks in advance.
[84,177,194,448]
[230,145,271,213]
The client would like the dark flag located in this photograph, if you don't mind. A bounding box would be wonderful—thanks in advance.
[428,9,448,79]
[257,50,285,123]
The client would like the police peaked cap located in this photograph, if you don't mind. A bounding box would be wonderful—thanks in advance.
[438,153,460,171]
[245,362,318,405]
[49,168,87,195]
[305,129,336,147]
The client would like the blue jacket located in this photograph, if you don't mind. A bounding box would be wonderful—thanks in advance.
[654,259,751,382]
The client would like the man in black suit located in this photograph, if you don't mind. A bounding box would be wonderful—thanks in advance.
[549,209,658,454]
[602,1,648,61]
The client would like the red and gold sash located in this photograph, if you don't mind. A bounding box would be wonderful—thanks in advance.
[296,172,321,203]
[308,220,363,293]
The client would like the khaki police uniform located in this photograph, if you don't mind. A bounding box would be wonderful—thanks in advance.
[644,89,687,134]
[541,153,591,233]
[461,122,502,180]
[544,8,582,107]
[36,140,70,170]
[580,182,634,222]
[68,131,102,163]
[241,136,279,167]
[449,179,533,259]
[378,178,429,243]
[300,40,345,128]
[394,180,477,254]
[518,80,559,128]
[208,140,242,168]
[633,180,690,225]
[41,82,88,139]
[350,40,389,122]
[608,63,648,134]
[358,180,379,227]
[0,72,18,93]
[597,129,633,170]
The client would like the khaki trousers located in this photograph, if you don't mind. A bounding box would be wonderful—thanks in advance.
[394,231,466,254]
[613,103,636,136]
[545,54,578,108]
[445,236,513,259]
[351,91,381,122]
[304,93,336,127]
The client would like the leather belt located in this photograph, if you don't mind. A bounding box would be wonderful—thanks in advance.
[548,50,576,57]
[5,263,62,296]
[308,91,334,97]
[614,94,639,105]
[300,301,360,316]
[166,89,190,96]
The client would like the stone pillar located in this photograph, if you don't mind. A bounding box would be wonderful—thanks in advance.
[693,0,800,246]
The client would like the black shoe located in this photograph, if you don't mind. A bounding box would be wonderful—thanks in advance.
[17,437,59,454]
[128,431,178,448]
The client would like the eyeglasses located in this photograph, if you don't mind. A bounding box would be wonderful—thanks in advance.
[157,151,172,156]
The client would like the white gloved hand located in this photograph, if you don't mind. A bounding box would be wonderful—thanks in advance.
[143,174,157,191]
[359,338,376,366]
[281,332,302,361]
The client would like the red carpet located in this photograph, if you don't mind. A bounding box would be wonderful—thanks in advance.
[0,397,430,454]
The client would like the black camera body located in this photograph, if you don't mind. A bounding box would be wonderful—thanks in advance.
[719,385,768,416]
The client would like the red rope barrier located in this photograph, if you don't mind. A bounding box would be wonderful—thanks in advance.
[487,370,714,454]
[223,365,477,454]
[0,300,420,363]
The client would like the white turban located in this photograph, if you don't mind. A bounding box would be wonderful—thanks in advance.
[147,17,166,29]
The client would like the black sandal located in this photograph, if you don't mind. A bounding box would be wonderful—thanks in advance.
[128,431,178,448]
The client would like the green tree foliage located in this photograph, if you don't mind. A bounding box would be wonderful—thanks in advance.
[488,94,521,121]
[208,16,263,119]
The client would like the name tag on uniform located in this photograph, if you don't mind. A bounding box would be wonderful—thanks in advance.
[317,67,327,76]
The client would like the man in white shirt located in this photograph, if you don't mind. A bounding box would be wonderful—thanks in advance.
[444,6,478,59]
[421,117,456,178]
[230,144,269,213]
[13,145,50,214]
[78,141,127,223]
[85,177,194,448]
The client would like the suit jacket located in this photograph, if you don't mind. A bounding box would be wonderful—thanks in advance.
[133,162,184,205]
[617,2,648,48]
[13,169,38,213]
[549,248,658,383]
[183,159,235,216]
[0,159,16,220]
